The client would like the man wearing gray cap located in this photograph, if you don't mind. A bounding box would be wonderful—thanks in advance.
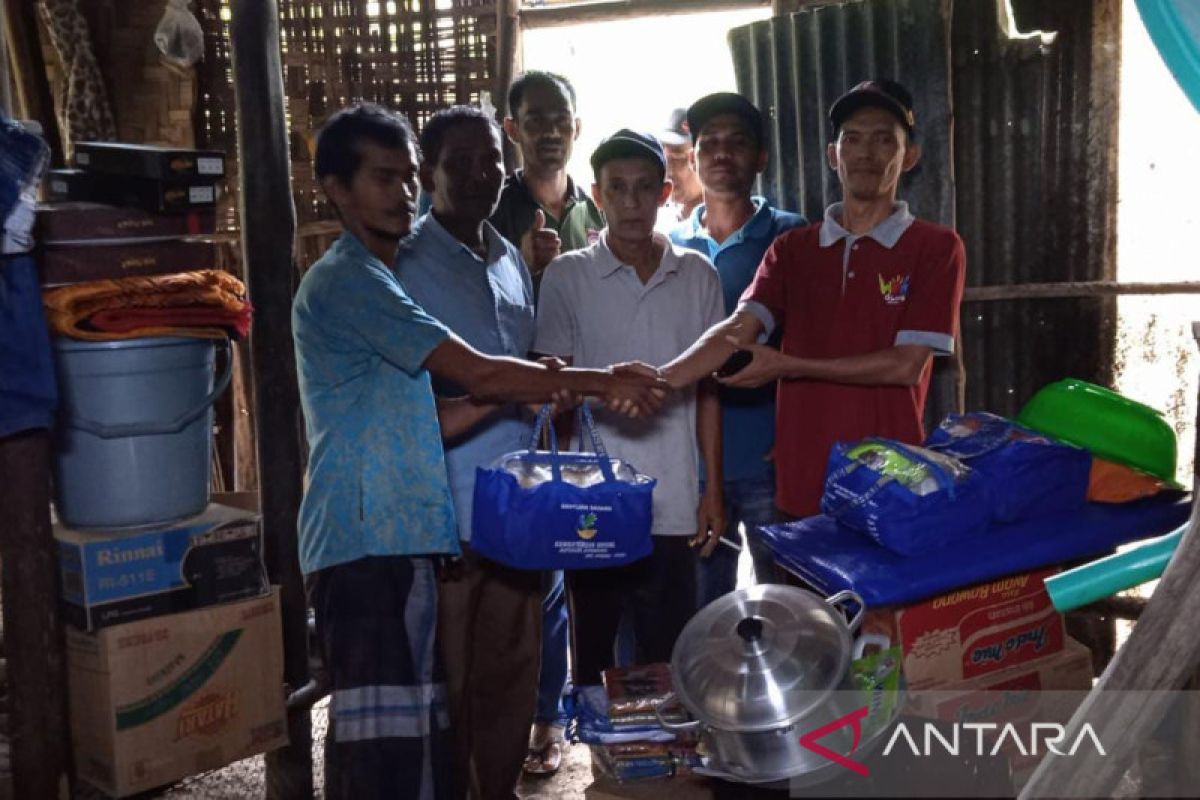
[533,129,726,683]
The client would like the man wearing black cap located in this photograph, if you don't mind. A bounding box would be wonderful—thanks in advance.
[670,92,807,604]
[661,79,966,520]
[656,107,703,230]
[533,129,726,684]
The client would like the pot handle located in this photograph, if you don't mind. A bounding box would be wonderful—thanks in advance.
[825,589,866,634]
[653,691,701,733]
[851,632,892,661]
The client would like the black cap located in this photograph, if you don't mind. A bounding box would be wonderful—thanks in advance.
[658,108,689,146]
[590,129,667,177]
[686,92,764,146]
[829,79,915,133]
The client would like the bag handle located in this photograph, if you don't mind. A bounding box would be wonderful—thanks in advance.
[574,403,616,482]
[527,404,618,484]
[529,405,563,483]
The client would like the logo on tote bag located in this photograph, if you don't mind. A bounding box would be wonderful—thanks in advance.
[576,512,598,540]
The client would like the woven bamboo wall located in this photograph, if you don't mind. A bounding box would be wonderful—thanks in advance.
[196,0,498,231]
[38,0,197,148]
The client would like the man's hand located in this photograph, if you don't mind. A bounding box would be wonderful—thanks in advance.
[690,487,726,558]
[526,355,581,416]
[715,338,790,389]
[520,209,561,273]
[601,363,670,418]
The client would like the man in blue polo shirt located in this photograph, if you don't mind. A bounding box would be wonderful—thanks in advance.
[293,104,666,799]
[670,93,805,605]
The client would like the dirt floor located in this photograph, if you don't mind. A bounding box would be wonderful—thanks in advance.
[66,698,595,799]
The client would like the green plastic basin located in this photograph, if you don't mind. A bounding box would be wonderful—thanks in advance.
[1017,379,1178,485]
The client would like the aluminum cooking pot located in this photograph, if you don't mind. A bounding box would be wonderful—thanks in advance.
[655,584,888,783]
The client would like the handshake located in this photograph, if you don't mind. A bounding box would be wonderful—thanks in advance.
[536,357,670,419]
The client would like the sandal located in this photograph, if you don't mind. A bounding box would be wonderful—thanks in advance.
[522,738,564,776]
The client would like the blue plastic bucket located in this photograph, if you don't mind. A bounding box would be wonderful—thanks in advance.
[52,336,232,529]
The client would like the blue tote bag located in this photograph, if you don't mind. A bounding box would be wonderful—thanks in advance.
[820,438,991,555]
[471,405,656,570]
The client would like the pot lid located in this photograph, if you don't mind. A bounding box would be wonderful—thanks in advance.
[670,585,854,732]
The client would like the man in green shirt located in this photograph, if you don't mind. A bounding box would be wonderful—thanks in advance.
[490,70,604,291]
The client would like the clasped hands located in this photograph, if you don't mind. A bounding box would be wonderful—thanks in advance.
[533,357,669,419]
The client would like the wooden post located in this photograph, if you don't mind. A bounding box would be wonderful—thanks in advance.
[772,0,801,14]
[0,430,70,799]
[495,0,520,170]
[1019,323,1200,798]
[1,0,63,165]
[228,2,312,797]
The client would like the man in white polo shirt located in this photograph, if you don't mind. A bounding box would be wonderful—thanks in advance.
[534,129,726,684]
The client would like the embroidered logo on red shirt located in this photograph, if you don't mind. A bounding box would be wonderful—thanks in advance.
[878,273,910,305]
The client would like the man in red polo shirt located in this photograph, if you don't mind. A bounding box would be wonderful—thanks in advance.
[662,79,965,518]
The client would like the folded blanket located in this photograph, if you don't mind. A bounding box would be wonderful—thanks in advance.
[43,269,250,340]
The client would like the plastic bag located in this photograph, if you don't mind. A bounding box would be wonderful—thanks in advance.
[155,0,204,68]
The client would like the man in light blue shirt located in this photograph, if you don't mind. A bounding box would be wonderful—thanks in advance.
[669,93,806,606]
[293,104,667,800]
[395,105,540,800]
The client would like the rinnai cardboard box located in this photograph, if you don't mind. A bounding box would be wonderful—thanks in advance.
[67,590,287,797]
[56,500,269,631]
[865,567,1065,690]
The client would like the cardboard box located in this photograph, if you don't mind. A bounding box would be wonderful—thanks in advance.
[36,202,216,242]
[75,142,226,180]
[67,590,287,797]
[906,637,1093,778]
[38,236,217,286]
[56,501,269,631]
[46,169,220,214]
[864,567,1065,690]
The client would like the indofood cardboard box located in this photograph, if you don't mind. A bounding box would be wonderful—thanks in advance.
[906,636,1093,781]
[55,499,269,631]
[67,590,287,797]
[864,567,1065,690]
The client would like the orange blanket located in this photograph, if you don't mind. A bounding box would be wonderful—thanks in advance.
[42,269,251,341]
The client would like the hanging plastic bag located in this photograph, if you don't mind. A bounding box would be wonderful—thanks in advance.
[155,0,204,68]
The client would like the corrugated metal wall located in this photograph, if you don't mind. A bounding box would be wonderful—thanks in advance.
[730,0,1121,421]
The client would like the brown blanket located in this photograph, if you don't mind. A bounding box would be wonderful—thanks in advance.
[43,269,250,340]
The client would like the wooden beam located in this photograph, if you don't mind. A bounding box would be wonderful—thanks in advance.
[963,279,1200,303]
[520,0,770,29]
[1,0,63,165]
[496,0,520,169]
[0,430,70,799]
[227,2,312,797]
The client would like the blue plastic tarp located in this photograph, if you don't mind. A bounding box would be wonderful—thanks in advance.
[760,496,1192,607]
